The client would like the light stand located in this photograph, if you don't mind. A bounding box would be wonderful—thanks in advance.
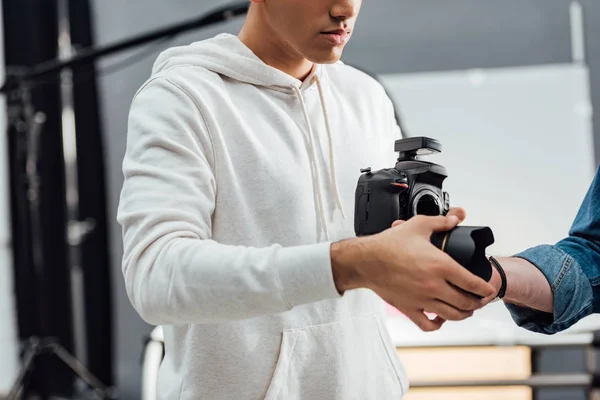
[3,2,249,399]
[7,338,116,400]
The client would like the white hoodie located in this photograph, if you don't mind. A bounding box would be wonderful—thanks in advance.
[118,33,408,399]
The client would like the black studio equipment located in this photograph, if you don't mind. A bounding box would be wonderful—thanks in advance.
[1,2,249,399]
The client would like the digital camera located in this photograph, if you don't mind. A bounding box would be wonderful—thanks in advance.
[355,137,450,236]
[354,136,494,282]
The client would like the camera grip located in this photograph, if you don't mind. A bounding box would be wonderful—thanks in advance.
[355,181,406,235]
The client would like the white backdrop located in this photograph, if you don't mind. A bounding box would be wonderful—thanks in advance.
[380,63,599,344]
[0,0,20,393]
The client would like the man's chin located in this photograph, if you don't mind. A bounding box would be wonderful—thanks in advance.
[307,49,345,65]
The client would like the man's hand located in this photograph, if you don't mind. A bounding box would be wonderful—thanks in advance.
[391,207,467,228]
[331,209,495,332]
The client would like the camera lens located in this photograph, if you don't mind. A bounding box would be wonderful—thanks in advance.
[414,194,441,216]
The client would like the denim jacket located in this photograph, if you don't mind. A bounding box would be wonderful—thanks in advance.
[505,165,600,334]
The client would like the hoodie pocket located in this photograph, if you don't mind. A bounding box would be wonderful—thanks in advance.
[264,314,408,400]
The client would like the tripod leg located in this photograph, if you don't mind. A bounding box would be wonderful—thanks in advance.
[49,342,116,399]
[7,339,42,400]
[49,343,114,399]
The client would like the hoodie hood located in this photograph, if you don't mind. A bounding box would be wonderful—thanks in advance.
[152,33,346,241]
[152,33,324,90]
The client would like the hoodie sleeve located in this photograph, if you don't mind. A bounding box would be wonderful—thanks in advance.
[117,77,341,326]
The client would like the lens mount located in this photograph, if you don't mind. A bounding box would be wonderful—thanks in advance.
[411,189,444,217]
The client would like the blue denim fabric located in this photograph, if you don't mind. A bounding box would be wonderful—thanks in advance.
[505,165,600,334]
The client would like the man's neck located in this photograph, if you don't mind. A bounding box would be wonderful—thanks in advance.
[238,10,314,81]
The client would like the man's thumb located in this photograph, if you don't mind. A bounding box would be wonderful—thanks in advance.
[392,220,406,228]
[428,214,460,232]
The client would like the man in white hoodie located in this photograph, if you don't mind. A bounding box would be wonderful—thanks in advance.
[118,0,496,398]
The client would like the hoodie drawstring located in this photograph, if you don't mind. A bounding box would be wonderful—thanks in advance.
[314,75,346,221]
[292,76,347,242]
[292,85,330,241]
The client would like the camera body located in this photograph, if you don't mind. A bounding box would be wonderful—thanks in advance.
[355,137,450,236]
[354,136,494,283]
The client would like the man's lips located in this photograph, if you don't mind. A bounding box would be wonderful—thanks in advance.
[322,29,347,35]
[320,29,351,45]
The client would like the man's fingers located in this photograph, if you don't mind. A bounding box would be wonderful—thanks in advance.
[426,300,474,321]
[445,261,496,298]
[480,293,498,307]
[414,214,460,233]
[398,209,464,231]
[405,310,445,332]
[437,283,485,312]
[447,207,467,223]
[392,220,406,228]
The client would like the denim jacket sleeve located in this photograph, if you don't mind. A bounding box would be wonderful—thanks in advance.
[505,165,600,334]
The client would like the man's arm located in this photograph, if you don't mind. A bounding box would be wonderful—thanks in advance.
[487,165,600,334]
[488,257,553,313]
